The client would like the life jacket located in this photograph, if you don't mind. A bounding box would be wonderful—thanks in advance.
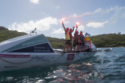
[65,32,70,40]
[85,37,91,41]
[85,37,92,49]
[79,35,84,43]
[74,33,79,42]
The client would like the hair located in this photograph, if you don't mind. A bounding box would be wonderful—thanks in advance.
[70,29,73,32]
[66,28,69,31]
[80,31,82,34]
[76,31,78,34]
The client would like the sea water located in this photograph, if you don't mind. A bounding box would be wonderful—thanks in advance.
[0,47,125,83]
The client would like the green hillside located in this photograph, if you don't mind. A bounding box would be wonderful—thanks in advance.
[90,33,125,47]
[0,26,27,42]
[47,37,65,49]
[0,26,125,48]
[0,26,64,48]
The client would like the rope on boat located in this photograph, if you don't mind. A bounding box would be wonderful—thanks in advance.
[0,56,37,64]
[0,54,65,64]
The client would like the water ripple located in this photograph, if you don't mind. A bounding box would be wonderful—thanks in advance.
[0,47,125,83]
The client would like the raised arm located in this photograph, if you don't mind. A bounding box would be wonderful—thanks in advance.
[71,34,74,40]
[62,20,66,30]
[75,27,77,32]
[72,27,75,32]
[75,22,79,32]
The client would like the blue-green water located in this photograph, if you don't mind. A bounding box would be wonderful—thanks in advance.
[0,47,125,83]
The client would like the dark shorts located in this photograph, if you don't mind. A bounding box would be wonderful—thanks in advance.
[73,42,79,47]
[65,40,71,45]
[79,42,85,46]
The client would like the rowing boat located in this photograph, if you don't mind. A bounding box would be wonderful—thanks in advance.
[0,34,96,71]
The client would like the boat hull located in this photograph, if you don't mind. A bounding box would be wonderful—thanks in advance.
[0,51,96,71]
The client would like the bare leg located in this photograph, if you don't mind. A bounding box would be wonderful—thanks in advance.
[73,47,75,51]
[76,45,78,51]
[83,46,85,49]
[77,45,81,51]
[63,45,66,52]
[66,44,68,52]
[66,44,69,52]
[70,46,72,52]
[69,44,72,52]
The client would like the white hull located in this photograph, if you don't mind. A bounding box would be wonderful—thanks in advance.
[0,51,96,71]
[0,34,96,71]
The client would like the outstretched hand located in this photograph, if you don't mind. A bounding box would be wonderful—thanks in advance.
[62,20,64,25]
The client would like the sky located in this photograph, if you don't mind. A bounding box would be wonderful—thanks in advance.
[0,0,125,38]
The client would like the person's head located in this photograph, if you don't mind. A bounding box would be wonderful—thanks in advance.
[76,31,78,35]
[66,27,69,32]
[70,28,73,33]
[80,31,83,35]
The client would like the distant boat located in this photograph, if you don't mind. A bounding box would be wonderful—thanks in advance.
[0,34,97,71]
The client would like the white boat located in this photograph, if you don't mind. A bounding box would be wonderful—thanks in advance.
[0,34,96,71]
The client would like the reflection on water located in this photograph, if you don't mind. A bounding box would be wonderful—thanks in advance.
[1,47,125,83]
[46,63,103,83]
[0,66,55,83]
[0,63,103,83]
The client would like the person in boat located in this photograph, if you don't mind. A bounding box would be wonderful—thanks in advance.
[62,20,70,52]
[85,35,92,49]
[79,31,85,50]
[69,27,74,52]
[73,31,82,51]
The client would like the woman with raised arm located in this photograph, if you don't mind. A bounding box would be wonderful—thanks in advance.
[69,27,74,52]
[79,31,85,51]
[73,22,82,51]
[62,19,70,52]
[73,31,82,51]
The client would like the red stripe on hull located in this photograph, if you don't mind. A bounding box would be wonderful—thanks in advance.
[0,54,30,58]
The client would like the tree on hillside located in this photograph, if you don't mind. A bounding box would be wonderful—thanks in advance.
[0,26,8,30]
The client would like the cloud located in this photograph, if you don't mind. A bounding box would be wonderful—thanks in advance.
[70,14,78,17]
[67,6,125,21]
[78,25,85,31]
[94,6,125,14]
[121,31,125,34]
[65,12,92,20]
[52,28,64,34]
[95,6,125,23]
[106,6,125,13]
[56,6,60,9]
[30,0,39,4]
[8,17,58,33]
[86,21,108,28]
[59,19,70,24]
[94,8,104,13]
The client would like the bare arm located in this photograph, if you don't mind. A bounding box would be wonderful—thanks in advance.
[76,25,78,31]
[72,27,75,32]
[62,21,66,30]
[78,36,83,43]
[71,34,74,40]
[75,26,78,33]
